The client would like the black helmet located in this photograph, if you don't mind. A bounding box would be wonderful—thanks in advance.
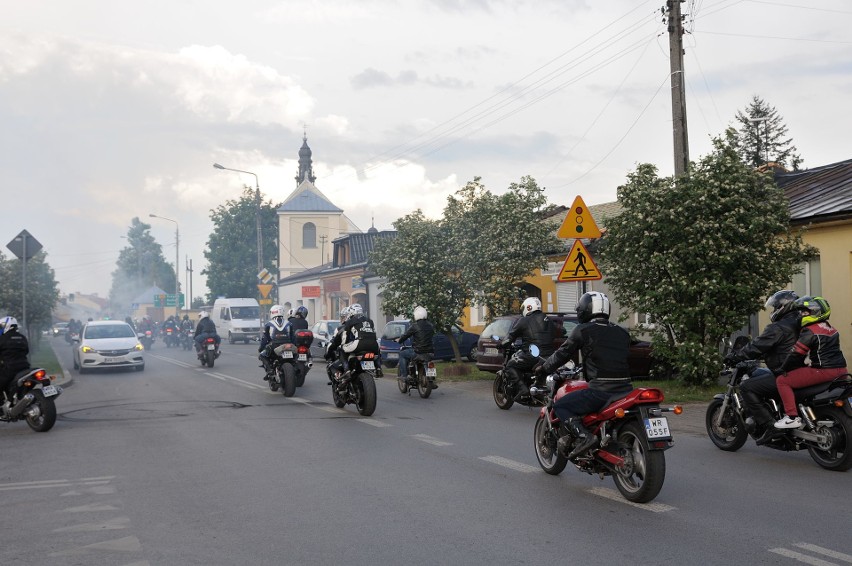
[296,306,308,318]
[576,291,610,324]
[765,290,799,322]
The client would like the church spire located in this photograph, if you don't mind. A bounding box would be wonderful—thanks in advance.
[295,128,317,185]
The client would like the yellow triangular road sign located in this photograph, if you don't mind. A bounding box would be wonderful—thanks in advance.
[557,239,602,282]
[557,195,602,239]
[257,284,273,299]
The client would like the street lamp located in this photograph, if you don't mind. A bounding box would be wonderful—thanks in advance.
[213,163,263,274]
[149,214,180,318]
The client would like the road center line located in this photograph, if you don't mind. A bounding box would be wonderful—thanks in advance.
[794,543,852,564]
[479,456,539,473]
[587,487,676,512]
[770,548,841,566]
[356,419,391,427]
[412,434,453,446]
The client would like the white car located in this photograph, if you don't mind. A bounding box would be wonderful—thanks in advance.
[73,320,145,373]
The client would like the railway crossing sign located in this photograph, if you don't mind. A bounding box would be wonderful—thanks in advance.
[556,239,602,282]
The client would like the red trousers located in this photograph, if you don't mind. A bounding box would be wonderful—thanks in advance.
[776,366,848,416]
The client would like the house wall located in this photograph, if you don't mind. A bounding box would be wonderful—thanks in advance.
[278,212,350,279]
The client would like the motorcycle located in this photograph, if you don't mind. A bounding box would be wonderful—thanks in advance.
[533,352,680,503]
[493,337,546,410]
[181,327,194,351]
[163,327,178,348]
[326,349,378,416]
[197,336,220,368]
[397,345,436,398]
[267,330,314,397]
[0,367,62,432]
[706,337,852,471]
[138,330,154,350]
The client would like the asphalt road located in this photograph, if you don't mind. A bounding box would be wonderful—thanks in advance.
[1,337,850,566]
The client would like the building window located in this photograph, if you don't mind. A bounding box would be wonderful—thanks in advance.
[792,256,821,296]
[635,312,656,329]
[303,222,317,249]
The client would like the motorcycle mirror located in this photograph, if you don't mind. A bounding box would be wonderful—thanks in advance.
[529,344,540,357]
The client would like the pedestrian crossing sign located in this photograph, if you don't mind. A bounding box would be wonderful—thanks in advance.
[556,195,602,239]
[557,239,602,282]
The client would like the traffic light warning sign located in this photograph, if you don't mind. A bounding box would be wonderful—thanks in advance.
[557,239,602,282]
[557,196,602,239]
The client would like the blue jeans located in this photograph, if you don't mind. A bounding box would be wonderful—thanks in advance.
[399,348,416,377]
[553,386,631,424]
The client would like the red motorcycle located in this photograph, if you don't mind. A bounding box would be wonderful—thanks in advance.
[533,361,681,503]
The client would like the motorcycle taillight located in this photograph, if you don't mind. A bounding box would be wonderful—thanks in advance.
[297,345,308,354]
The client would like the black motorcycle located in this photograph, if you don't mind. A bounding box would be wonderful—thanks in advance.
[267,331,313,398]
[492,337,546,410]
[181,327,194,351]
[396,345,436,398]
[197,336,220,368]
[327,350,378,416]
[0,367,61,432]
[706,337,852,471]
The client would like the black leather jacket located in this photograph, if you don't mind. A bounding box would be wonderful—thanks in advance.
[781,321,847,372]
[732,311,800,374]
[194,317,217,337]
[398,319,435,354]
[541,317,632,392]
[504,311,557,357]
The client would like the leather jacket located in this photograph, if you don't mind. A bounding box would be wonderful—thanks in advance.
[540,317,632,392]
[398,319,435,354]
[733,311,800,374]
[504,311,557,357]
[781,321,847,372]
[194,317,217,337]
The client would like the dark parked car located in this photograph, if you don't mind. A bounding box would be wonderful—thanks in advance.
[475,313,654,378]
[380,320,480,368]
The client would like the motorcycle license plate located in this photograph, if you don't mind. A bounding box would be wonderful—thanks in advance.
[298,354,307,361]
[644,417,671,439]
[282,351,294,359]
[426,367,437,377]
[485,347,499,356]
[207,344,216,351]
[387,352,398,360]
[42,385,58,397]
[361,360,375,370]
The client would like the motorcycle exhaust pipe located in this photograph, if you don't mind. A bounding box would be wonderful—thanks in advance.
[7,394,35,418]
[307,361,314,369]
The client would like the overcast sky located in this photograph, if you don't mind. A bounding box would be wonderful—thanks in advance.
[2,0,850,301]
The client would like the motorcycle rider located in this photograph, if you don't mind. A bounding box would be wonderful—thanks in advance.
[775,296,848,429]
[396,305,436,388]
[724,290,801,443]
[501,297,558,400]
[325,308,349,384]
[535,292,632,459]
[162,316,178,345]
[327,304,383,377]
[0,317,30,399]
[138,316,154,335]
[193,311,221,353]
[258,305,292,380]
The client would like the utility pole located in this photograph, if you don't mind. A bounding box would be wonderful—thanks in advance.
[667,0,689,177]
[186,256,193,310]
[319,235,328,264]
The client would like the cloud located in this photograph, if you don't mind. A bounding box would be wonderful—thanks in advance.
[350,67,471,90]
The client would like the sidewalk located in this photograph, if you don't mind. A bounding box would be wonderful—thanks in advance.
[47,339,75,389]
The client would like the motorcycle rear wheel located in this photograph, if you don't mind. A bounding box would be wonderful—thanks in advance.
[355,373,377,416]
[612,421,666,503]
[534,415,567,475]
[416,364,432,399]
[493,373,514,410]
[26,390,57,433]
[705,398,748,451]
[807,406,852,471]
[281,363,297,397]
[295,362,307,388]
[205,350,215,368]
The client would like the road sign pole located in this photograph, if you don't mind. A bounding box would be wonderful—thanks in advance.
[21,233,27,334]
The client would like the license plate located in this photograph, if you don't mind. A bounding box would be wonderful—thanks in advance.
[207,344,216,351]
[103,357,120,363]
[426,367,437,377]
[387,352,398,360]
[485,347,499,356]
[298,354,307,361]
[644,417,671,439]
[282,351,294,359]
[42,385,58,397]
[361,360,375,370]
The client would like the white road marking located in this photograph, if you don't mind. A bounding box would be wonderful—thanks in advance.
[61,502,121,513]
[587,486,676,512]
[479,456,539,473]
[54,516,130,532]
[770,548,841,566]
[49,535,142,556]
[0,477,114,492]
[793,544,852,564]
[357,419,391,427]
[412,434,453,446]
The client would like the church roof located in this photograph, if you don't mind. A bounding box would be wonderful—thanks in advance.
[278,180,343,213]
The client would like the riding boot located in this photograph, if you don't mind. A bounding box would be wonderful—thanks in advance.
[512,380,530,401]
[567,417,597,459]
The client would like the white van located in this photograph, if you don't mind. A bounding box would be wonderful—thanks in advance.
[212,298,262,344]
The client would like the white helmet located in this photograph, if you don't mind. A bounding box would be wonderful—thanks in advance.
[269,305,286,318]
[339,308,348,321]
[521,297,542,317]
[0,316,18,335]
[287,308,295,318]
[199,311,209,319]
[348,304,363,318]
[413,306,427,321]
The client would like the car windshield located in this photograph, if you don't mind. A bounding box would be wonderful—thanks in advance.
[84,324,136,340]
[326,321,340,335]
[382,323,408,340]
[231,307,259,320]
[481,319,514,338]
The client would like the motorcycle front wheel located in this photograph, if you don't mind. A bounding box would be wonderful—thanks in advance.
[493,373,514,410]
[355,372,377,416]
[26,390,57,432]
[281,363,297,397]
[611,421,666,503]
[807,406,852,471]
[416,363,432,399]
[397,373,409,394]
[705,398,748,451]
[534,415,567,475]
[295,362,307,388]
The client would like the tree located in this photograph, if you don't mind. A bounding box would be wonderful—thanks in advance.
[109,217,176,315]
[0,250,60,340]
[444,176,560,319]
[203,186,279,301]
[370,211,469,360]
[732,95,802,170]
[598,134,815,385]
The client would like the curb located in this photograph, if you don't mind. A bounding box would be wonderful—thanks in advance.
[47,339,75,389]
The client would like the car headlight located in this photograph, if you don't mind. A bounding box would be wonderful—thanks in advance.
[81,345,94,353]
[135,343,144,351]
